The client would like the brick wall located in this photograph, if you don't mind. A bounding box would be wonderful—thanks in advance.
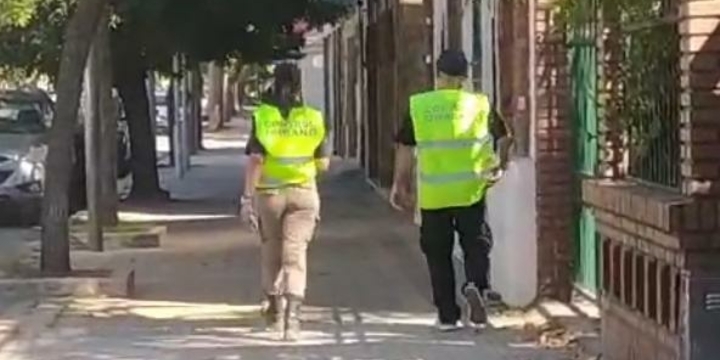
[583,1,720,359]
[498,0,577,300]
[679,0,720,197]
[534,1,575,301]
[497,0,575,301]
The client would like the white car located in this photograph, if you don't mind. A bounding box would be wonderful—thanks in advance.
[0,89,132,225]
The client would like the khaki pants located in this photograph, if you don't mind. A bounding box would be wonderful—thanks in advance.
[256,186,320,299]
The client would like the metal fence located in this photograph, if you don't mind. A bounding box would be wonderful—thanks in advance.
[609,0,681,188]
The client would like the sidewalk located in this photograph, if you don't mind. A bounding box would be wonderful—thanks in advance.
[1,122,574,359]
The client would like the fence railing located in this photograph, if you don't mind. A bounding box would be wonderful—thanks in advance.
[605,0,682,188]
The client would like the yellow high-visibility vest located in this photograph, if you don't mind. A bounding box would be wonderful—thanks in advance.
[254,104,326,189]
[410,89,498,210]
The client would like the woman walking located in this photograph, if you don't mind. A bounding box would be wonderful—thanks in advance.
[239,62,330,341]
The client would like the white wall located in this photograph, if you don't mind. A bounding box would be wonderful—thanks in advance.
[461,0,474,91]
[300,44,326,115]
[432,0,448,86]
[475,0,538,308]
[478,0,498,102]
[487,158,538,308]
[300,38,333,154]
[467,0,539,308]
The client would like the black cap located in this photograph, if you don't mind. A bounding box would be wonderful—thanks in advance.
[436,49,469,77]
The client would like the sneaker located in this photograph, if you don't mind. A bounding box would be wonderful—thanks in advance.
[463,283,488,328]
[435,320,463,332]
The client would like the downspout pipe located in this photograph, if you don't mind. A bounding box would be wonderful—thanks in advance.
[528,0,537,159]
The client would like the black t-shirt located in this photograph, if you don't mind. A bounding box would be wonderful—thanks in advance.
[245,101,331,158]
[395,106,508,148]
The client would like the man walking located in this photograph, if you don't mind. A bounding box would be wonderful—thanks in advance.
[391,49,512,331]
[239,62,330,341]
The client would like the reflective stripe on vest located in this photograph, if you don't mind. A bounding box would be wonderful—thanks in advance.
[419,168,495,184]
[273,156,315,165]
[254,104,325,188]
[416,135,492,150]
[410,89,496,210]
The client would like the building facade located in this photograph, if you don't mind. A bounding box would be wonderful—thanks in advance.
[323,4,720,356]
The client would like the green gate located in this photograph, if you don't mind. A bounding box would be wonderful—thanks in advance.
[567,0,599,293]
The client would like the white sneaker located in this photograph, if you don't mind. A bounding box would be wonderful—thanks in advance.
[463,283,488,328]
[435,320,463,332]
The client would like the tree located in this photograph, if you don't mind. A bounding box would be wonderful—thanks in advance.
[205,61,224,131]
[0,0,69,83]
[108,0,350,197]
[1,0,351,273]
[110,19,166,199]
[41,0,108,274]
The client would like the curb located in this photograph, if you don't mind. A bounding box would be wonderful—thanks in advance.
[71,225,166,250]
[0,260,136,300]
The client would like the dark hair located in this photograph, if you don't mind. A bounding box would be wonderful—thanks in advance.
[272,63,302,102]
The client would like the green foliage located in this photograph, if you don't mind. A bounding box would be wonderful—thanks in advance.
[0,0,351,81]
[556,0,681,186]
[0,0,41,26]
[0,0,71,83]
[116,0,350,68]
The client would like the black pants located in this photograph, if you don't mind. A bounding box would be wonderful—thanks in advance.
[420,200,492,323]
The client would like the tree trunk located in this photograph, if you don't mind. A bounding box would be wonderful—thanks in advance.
[223,73,236,123]
[97,8,118,227]
[116,69,165,199]
[84,48,103,251]
[146,73,157,139]
[235,81,246,118]
[206,62,224,131]
[187,63,202,154]
[41,0,109,274]
[112,29,166,200]
[166,84,175,166]
[234,65,251,118]
[193,66,203,150]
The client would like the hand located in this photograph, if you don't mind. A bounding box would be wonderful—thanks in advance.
[389,182,411,211]
[239,196,259,232]
[486,166,505,186]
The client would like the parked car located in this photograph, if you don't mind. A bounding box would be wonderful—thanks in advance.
[0,89,132,225]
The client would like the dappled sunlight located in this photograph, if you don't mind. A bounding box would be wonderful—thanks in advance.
[117,211,235,223]
[67,298,258,321]
[58,298,493,349]
[0,318,19,339]
[72,211,235,224]
[507,341,546,350]
[487,308,548,330]
[202,136,249,150]
[156,133,249,152]
[570,296,601,319]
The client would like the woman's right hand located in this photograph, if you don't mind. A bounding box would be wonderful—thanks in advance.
[239,195,259,232]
